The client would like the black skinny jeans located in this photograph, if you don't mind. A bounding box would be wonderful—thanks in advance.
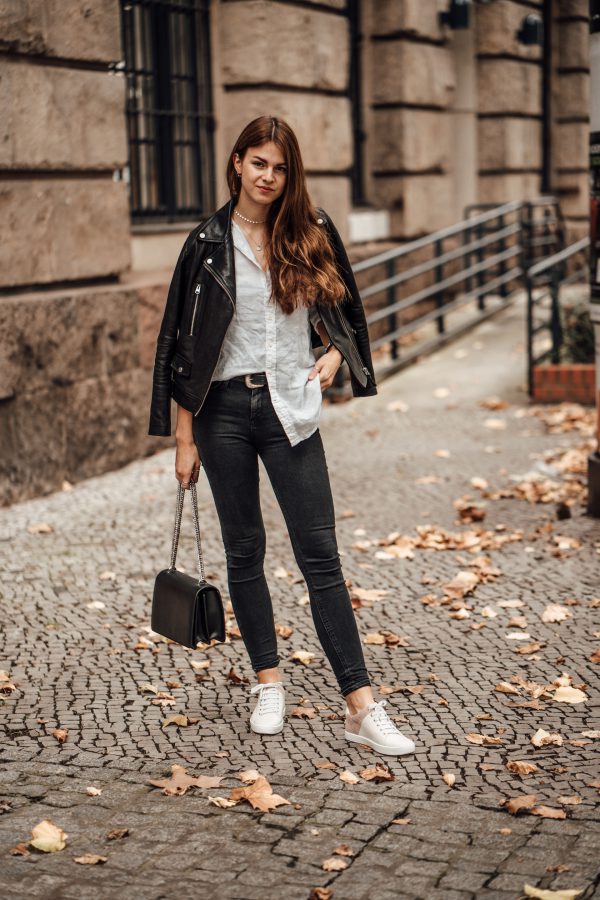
[191,377,371,697]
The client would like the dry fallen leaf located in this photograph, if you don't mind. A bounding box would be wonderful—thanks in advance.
[442,570,479,599]
[465,733,504,746]
[391,817,411,826]
[226,666,250,685]
[229,775,290,812]
[106,828,129,841]
[147,764,223,795]
[339,770,360,785]
[506,761,538,776]
[52,728,68,744]
[85,787,102,797]
[364,632,386,645]
[552,686,587,704]
[208,796,238,809]
[523,884,583,900]
[74,854,107,865]
[309,888,333,900]
[322,856,348,872]
[27,522,54,534]
[162,714,200,728]
[557,795,582,806]
[359,764,394,783]
[531,729,563,748]
[513,642,545,655]
[29,820,68,853]
[530,805,567,820]
[290,649,316,665]
[238,769,260,784]
[333,843,354,857]
[542,604,572,623]
[275,624,293,639]
[291,707,316,719]
[442,773,456,787]
[502,794,537,815]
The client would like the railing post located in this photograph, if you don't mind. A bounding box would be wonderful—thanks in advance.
[435,238,445,334]
[550,268,562,364]
[526,268,535,397]
[476,220,485,311]
[386,257,398,360]
[498,212,507,298]
[463,220,472,295]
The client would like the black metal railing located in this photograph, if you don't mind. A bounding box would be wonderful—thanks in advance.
[346,197,563,382]
[119,0,215,224]
[525,237,590,396]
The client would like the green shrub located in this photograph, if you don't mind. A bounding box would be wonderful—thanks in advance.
[560,300,595,363]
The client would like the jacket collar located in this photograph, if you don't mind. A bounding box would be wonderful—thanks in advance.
[196,197,234,243]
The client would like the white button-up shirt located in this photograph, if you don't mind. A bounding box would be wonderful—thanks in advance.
[210,219,323,446]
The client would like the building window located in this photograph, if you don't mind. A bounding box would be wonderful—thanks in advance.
[119,0,215,224]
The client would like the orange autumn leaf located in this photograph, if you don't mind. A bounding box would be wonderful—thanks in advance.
[147,764,223,795]
[229,775,290,812]
[502,794,537,815]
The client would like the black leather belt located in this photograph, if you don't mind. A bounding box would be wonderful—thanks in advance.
[228,372,268,388]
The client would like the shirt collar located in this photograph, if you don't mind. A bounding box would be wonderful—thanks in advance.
[232,219,268,274]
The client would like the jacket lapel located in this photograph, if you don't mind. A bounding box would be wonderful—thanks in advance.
[196,198,236,309]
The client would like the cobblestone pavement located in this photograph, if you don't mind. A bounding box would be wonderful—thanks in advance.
[1,295,599,900]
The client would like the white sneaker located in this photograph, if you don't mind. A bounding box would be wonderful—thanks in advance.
[344,699,416,756]
[249,681,286,735]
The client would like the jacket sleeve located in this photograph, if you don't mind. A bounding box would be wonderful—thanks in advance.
[318,209,378,393]
[147,234,195,437]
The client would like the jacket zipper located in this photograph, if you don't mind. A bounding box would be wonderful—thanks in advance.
[204,261,235,310]
[193,263,235,416]
[336,307,371,378]
[189,284,202,336]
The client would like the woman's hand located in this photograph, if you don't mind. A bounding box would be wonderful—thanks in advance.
[175,437,201,488]
[308,346,344,391]
[175,404,200,488]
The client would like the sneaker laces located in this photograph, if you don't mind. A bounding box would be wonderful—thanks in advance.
[367,700,401,735]
[250,682,284,715]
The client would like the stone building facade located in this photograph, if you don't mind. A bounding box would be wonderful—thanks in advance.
[0,0,590,504]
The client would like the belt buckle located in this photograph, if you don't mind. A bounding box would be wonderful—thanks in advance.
[244,373,264,388]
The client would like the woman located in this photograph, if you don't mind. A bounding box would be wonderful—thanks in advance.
[148,116,415,757]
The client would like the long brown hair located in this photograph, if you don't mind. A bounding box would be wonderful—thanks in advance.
[225,116,348,315]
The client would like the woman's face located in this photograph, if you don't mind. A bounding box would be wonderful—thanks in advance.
[234,142,287,207]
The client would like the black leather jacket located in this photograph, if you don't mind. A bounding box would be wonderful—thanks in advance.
[148,197,378,436]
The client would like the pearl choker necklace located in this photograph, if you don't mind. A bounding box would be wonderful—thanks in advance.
[234,209,266,224]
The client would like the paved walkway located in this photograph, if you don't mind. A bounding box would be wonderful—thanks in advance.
[1,295,599,900]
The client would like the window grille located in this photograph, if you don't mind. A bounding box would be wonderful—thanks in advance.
[119,0,215,223]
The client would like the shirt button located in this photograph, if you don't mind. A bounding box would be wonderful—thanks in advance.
[207,258,212,264]
[200,232,205,238]
[317,217,324,224]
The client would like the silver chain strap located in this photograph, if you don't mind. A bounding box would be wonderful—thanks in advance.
[168,480,206,584]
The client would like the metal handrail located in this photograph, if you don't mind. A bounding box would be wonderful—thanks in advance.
[353,200,524,273]
[342,196,565,382]
[528,236,590,278]
[525,236,590,395]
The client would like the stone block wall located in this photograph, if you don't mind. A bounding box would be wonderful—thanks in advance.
[475,0,589,243]
[213,0,354,238]
[0,0,132,503]
[365,0,456,237]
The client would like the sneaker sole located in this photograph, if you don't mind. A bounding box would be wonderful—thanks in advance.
[344,730,415,756]
[250,720,284,735]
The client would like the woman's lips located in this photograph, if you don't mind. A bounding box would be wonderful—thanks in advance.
[258,186,273,192]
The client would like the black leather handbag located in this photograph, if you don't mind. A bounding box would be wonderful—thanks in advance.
[152,479,225,648]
